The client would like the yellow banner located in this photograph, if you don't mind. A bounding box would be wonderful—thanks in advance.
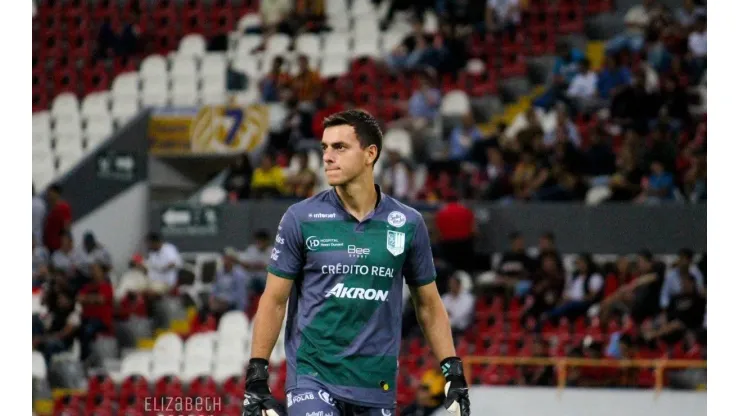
[148,105,269,155]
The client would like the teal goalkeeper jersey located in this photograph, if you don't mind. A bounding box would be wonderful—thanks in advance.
[266,186,436,408]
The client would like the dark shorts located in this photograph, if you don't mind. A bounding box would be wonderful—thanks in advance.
[286,388,395,416]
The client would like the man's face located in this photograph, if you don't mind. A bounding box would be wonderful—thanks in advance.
[539,236,553,252]
[511,237,525,252]
[256,238,269,251]
[61,236,73,250]
[449,278,461,294]
[223,255,234,269]
[148,241,161,252]
[321,125,376,186]
[637,256,652,273]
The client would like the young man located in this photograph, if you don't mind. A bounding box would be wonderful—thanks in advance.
[243,110,471,416]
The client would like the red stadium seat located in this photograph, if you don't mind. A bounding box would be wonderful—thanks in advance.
[119,375,150,401]
[54,395,84,416]
[210,9,236,35]
[530,27,557,55]
[183,7,208,35]
[587,0,614,15]
[558,3,585,34]
[222,375,246,400]
[188,375,220,399]
[88,374,117,399]
[83,64,111,94]
[53,67,80,95]
[154,376,184,398]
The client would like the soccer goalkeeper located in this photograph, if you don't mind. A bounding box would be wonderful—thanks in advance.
[242,110,471,416]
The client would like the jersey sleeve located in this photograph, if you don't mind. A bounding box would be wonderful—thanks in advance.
[403,217,437,287]
[266,208,303,280]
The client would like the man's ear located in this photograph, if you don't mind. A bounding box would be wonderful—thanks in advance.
[366,144,378,165]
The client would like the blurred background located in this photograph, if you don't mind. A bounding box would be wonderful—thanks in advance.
[31,0,707,415]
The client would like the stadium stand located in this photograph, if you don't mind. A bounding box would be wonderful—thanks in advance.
[32,0,707,414]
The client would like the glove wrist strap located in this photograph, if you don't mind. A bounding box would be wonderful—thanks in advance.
[440,356,465,381]
[247,358,270,385]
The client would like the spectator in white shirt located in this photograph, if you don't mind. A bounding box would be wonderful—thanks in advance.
[240,229,273,293]
[441,275,475,337]
[688,15,707,78]
[660,248,705,310]
[486,0,521,36]
[606,0,660,53]
[380,149,413,200]
[80,232,113,276]
[144,232,183,294]
[545,253,604,322]
[675,0,706,28]
[566,59,600,111]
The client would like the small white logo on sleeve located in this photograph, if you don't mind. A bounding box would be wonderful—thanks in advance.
[318,390,335,405]
[275,235,285,245]
[387,211,406,227]
[270,248,280,261]
[382,409,392,416]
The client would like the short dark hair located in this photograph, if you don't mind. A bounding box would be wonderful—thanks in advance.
[541,231,555,242]
[255,229,270,240]
[638,249,653,261]
[508,231,522,241]
[323,110,383,164]
[48,183,62,194]
[147,232,162,242]
[679,248,695,260]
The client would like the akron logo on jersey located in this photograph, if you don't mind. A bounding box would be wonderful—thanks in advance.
[387,211,406,227]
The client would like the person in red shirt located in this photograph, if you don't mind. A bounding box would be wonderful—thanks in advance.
[77,262,114,360]
[434,196,476,272]
[43,184,72,252]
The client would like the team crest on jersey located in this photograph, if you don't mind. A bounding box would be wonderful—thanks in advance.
[387,211,406,227]
[386,230,405,256]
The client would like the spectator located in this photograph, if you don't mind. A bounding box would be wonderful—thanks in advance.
[583,128,616,177]
[606,0,659,54]
[94,18,118,60]
[536,231,561,263]
[477,146,512,200]
[517,338,555,386]
[144,232,183,295]
[43,184,72,252]
[80,232,113,275]
[117,10,142,58]
[226,63,248,98]
[608,148,644,202]
[687,15,707,59]
[250,153,287,198]
[675,0,706,28]
[32,185,46,243]
[657,77,690,127]
[253,0,295,52]
[610,69,660,134]
[485,0,521,36]
[380,149,414,201]
[683,147,707,202]
[629,249,665,322]
[114,254,149,301]
[520,251,565,322]
[381,1,429,31]
[441,274,475,337]
[33,289,81,365]
[294,0,327,33]
[636,160,675,204]
[543,105,581,148]
[312,90,344,139]
[291,55,322,104]
[603,256,635,299]
[208,248,249,318]
[496,231,537,294]
[398,72,442,159]
[400,369,445,416]
[33,236,50,288]
[51,231,86,284]
[260,56,292,103]
[448,113,483,161]
[434,197,476,272]
[285,151,318,198]
[644,271,706,343]
[385,19,432,71]
[77,262,114,361]
[660,248,705,311]
[240,229,273,294]
[565,59,599,110]
[224,153,254,200]
[545,253,604,322]
[597,54,632,101]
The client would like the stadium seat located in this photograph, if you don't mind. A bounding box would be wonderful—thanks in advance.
[232,55,262,79]
[235,35,263,58]
[383,128,413,159]
[140,55,169,83]
[218,311,250,341]
[295,34,322,58]
[323,32,351,57]
[201,53,227,80]
[171,82,199,107]
[80,92,111,121]
[178,33,207,58]
[84,115,114,147]
[111,72,140,101]
[265,34,292,57]
[320,56,349,78]
[32,351,47,380]
[236,13,262,33]
[380,30,407,54]
[33,111,53,143]
[141,79,170,108]
[111,96,140,127]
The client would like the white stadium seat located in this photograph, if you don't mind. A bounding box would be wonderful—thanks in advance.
[153,332,184,362]
[81,92,111,120]
[233,87,260,106]
[182,356,212,382]
[351,0,375,18]
[140,55,168,82]
[265,33,292,57]
[383,128,413,159]
[237,13,262,32]
[353,37,381,59]
[84,115,114,146]
[51,93,79,118]
[32,351,47,380]
[201,53,227,79]
[171,82,199,107]
[170,56,198,84]
[381,30,408,53]
[218,311,250,342]
[111,72,140,100]
[141,79,169,108]
[236,35,263,58]
[111,96,140,126]
[320,56,349,78]
[178,33,207,58]
[233,55,261,78]
[295,34,321,57]
[201,90,227,106]
[32,111,52,144]
[323,32,351,57]
[120,351,153,380]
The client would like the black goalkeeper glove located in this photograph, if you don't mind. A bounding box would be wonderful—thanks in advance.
[242,358,285,416]
[441,357,471,416]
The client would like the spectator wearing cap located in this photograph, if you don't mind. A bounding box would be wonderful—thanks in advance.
[240,230,273,294]
[434,197,476,272]
[80,232,113,276]
[43,184,72,252]
[144,232,183,295]
[606,0,660,54]
[400,368,445,416]
[485,0,521,37]
[441,274,475,338]
[660,248,705,312]
[77,262,114,361]
[208,248,249,318]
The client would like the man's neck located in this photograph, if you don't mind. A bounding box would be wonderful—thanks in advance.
[335,174,377,221]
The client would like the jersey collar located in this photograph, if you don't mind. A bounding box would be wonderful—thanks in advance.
[329,184,385,221]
